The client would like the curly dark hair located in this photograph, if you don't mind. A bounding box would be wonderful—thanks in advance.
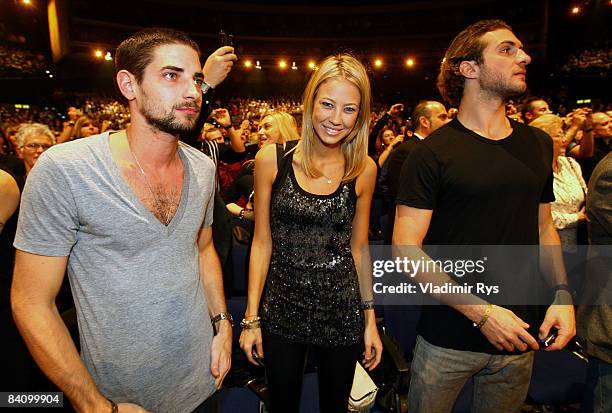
[437,20,512,107]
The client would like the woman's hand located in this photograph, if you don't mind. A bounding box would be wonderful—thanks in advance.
[239,327,264,366]
[362,322,383,371]
[391,135,404,147]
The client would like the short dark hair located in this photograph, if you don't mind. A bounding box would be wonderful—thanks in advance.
[520,97,548,118]
[412,100,434,128]
[115,28,200,84]
[437,19,512,107]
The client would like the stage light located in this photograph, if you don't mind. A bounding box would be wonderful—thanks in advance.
[374,59,383,68]
[94,50,103,58]
[104,52,112,61]
[49,74,53,78]
[308,61,316,69]
[571,6,581,14]
[291,61,297,70]
[256,60,262,70]
[22,0,32,5]
[278,60,287,69]
[244,60,252,68]
[45,70,50,74]
[405,58,415,67]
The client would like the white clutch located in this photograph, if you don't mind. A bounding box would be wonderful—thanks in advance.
[348,361,378,412]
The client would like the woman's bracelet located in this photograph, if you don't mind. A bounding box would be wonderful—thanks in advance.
[241,316,261,330]
[473,303,493,329]
[362,300,375,310]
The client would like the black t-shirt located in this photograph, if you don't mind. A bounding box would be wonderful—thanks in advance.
[396,118,555,353]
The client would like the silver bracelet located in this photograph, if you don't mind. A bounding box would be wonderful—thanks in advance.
[362,300,375,310]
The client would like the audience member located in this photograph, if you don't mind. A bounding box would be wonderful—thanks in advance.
[522,98,552,124]
[225,110,301,220]
[11,28,235,413]
[564,108,595,160]
[394,20,574,412]
[14,123,55,176]
[531,114,588,252]
[367,103,405,165]
[240,54,382,413]
[531,113,589,292]
[381,100,449,244]
[577,150,612,413]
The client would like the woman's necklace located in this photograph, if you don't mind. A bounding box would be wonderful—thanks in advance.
[126,130,179,225]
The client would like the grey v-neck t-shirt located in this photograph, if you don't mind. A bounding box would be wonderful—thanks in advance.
[15,132,217,412]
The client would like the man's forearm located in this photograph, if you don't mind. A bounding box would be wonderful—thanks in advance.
[199,246,228,317]
[12,303,109,412]
[577,130,594,158]
[392,245,487,315]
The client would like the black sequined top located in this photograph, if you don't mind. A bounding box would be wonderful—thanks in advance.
[261,150,364,347]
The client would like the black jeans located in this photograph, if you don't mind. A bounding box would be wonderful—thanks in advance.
[263,330,361,413]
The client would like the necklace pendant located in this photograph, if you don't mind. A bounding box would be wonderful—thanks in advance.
[327,178,332,184]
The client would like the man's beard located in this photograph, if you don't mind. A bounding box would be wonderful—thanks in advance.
[140,96,200,139]
[478,65,527,102]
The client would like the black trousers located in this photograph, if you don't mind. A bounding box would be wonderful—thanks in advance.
[263,330,361,413]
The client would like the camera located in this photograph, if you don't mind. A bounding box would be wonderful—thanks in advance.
[219,30,234,47]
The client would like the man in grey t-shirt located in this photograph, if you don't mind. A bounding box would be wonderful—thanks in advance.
[12,28,237,413]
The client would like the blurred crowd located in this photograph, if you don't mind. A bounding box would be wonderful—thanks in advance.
[562,48,612,73]
[3,95,610,253]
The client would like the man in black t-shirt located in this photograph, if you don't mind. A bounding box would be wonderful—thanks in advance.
[393,20,575,412]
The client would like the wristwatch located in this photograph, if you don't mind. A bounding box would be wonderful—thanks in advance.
[200,80,214,94]
[211,312,234,327]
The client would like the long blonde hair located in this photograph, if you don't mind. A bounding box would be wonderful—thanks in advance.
[297,54,371,183]
[260,111,300,143]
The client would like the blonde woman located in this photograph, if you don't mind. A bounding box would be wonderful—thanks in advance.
[530,114,588,252]
[57,115,99,144]
[256,110,300,149]
[225,111,301,220]
[531,113,588,293]
[239,54,382,413]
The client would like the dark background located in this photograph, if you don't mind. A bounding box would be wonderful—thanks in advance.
[0,0,610,108]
